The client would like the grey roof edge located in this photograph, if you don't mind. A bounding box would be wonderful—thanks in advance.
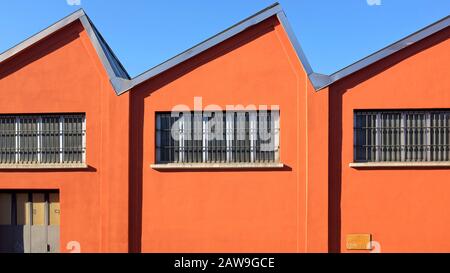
[120,8,450,93]
[78,15,132,94]
[321,15,450,90]
[84,15,130,80]
[275,11,332,90]
[0,9,86,63]
[124,2,330,94]
[275,11,313,75]
[0,8,131,95]
[1,4,448,95]
[124,2,285,94]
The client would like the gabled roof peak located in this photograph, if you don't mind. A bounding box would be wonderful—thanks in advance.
[1,4,449,95]
[0,8,132,94]
[0,8,85,64]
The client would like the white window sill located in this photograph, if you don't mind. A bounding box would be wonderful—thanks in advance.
[350,162,450,168]
[0,163,88,170]
[151,163,285,170]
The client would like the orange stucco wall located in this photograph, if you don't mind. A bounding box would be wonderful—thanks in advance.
[329,28,450,253]
[129,16,329,253]
[2,10,447,254]
[0,21,130,253]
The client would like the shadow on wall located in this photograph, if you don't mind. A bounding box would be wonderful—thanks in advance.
[328,28,449,253]
[153,165,293,173]
[127,17,281,253]
[0,226,25,253]
[0,166,97,173]
[0,21,83,80]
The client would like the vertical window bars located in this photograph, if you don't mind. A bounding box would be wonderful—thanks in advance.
[0,114,86,165]
[156,111,280,164]
[354,110,450,162]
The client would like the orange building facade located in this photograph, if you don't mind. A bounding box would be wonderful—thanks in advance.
[0,4,448,253]
[0,19,130,252]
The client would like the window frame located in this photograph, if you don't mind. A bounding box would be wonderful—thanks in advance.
[153,110,283,169]
[352,109,450,168]
[0,113,87,169]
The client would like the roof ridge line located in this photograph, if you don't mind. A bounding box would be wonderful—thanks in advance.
[1,4,448,95]
[125,3,287,94]
[325,15,450,89]
[0,9,85,62]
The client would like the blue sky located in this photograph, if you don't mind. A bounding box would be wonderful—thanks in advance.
[0,1,449,76]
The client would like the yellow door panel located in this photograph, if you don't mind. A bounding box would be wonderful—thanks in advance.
[32,193,45,226]
[49,193,60,226]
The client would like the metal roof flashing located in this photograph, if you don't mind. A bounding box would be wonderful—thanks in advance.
[125,3,287,93]
[323,15,450,90]
[0,8,131,96]
[0,4,448,95]
[0,9,86,64]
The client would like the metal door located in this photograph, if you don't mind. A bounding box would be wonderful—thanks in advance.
[0,192,60,253]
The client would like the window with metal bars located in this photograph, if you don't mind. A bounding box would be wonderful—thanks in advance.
[0,114,86,165]
[156,111,280,164]
[354,110,450,162]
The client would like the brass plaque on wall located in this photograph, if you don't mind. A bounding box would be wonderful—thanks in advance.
[346,234,372,250]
